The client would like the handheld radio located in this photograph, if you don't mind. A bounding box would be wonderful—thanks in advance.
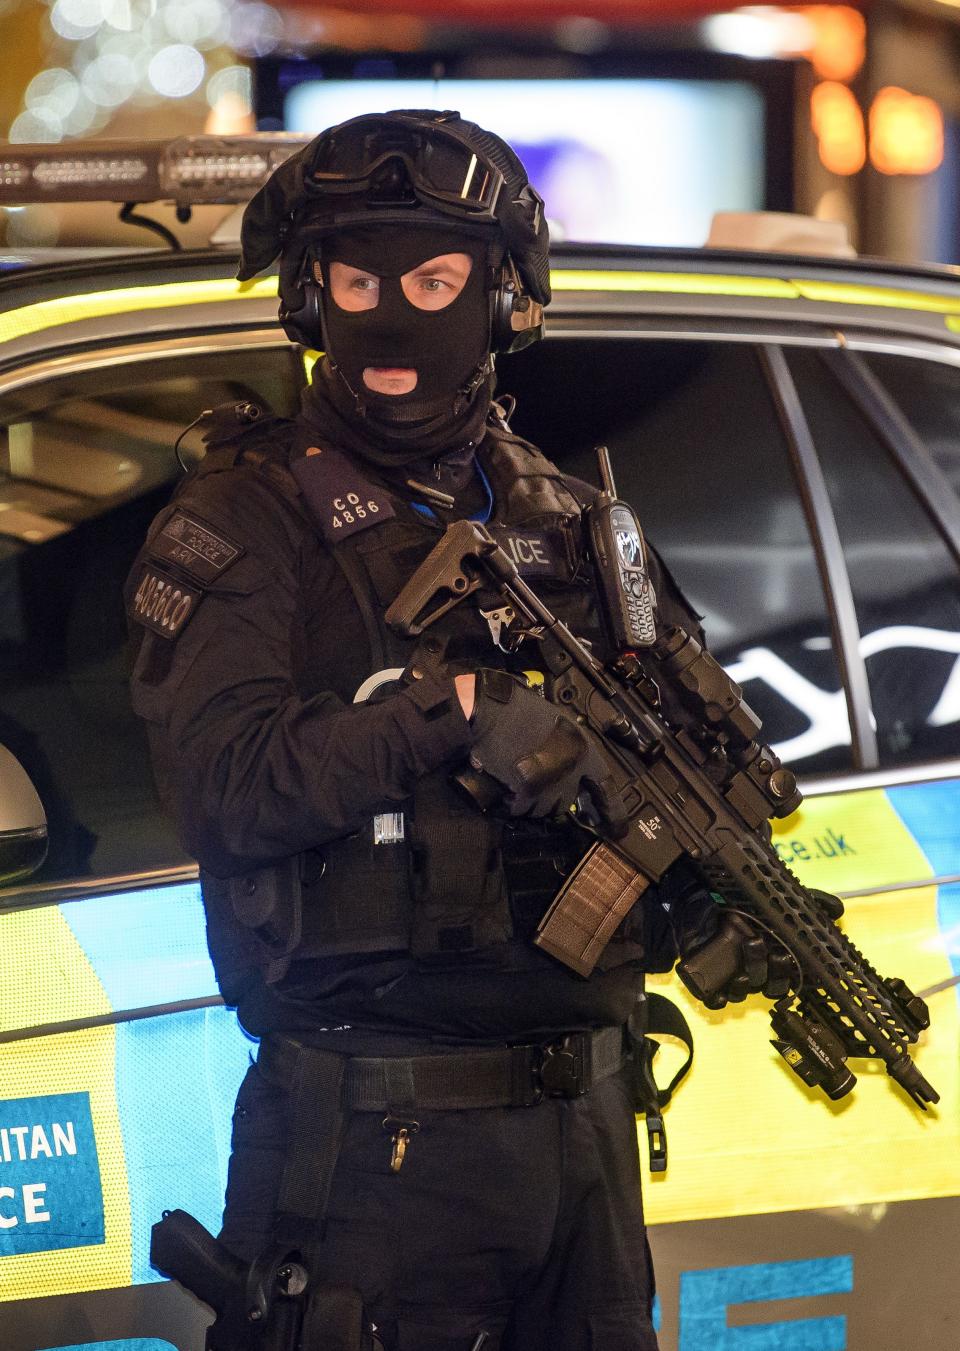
[587,445,657,649]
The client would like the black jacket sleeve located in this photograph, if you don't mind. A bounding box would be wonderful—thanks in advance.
[126,466,472,877]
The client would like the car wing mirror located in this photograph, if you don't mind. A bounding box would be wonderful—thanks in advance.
[0,745,47,886]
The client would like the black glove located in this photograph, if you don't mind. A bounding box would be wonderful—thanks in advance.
[672,889,795,1009]
[466,669,628,833]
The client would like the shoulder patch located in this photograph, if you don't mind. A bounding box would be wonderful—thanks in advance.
[130,564,201,640]
[291,447,395,544]
[151,511,245,584]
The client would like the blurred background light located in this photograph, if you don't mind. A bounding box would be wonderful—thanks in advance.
[7,0,255,158]
[81,50,139,105]
[8,105,63,143]
[205,62,252,109]
[870,87,945,176]
[802,4,865,82]
[148,43,206,98]
[100,0,134,32]
[204,61,254,133]
[162,0,230,49]
[703,7,814,61]
[25,67,80,120]
[54,0,107,28]
[705,6,864,82]
[50,0,101,42]
[810,80,866,176]
[229,2,283,57]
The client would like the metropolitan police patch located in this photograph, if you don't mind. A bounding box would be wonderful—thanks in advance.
[151,511,244,584]
[130,564,201,640]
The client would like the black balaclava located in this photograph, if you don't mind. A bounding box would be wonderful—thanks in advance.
[304,224,497,466]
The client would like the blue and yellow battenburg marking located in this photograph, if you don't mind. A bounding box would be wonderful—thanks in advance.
[0,885,252,1303]
[0,779,958,1301]
[645,777,960,1226]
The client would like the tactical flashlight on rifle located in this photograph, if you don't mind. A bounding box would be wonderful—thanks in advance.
[385,448,937,1112]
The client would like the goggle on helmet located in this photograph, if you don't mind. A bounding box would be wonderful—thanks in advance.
[308,112,509,216]
[238,109,551,353]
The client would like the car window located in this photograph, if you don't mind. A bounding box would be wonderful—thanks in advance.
[0,345,303,890]
[499,338,853,775]
[860,350,960,501]
[787,346,960,767]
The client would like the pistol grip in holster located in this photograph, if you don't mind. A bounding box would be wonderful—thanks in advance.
[150,1209,377,1350]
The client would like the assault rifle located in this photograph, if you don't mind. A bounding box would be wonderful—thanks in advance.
[385,456,938,1111]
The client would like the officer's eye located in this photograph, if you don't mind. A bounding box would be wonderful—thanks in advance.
[351,276,379,291]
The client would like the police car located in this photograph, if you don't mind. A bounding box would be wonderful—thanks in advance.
[0,138,958,1351]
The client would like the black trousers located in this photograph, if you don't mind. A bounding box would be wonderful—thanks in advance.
[220,1057,660,1351]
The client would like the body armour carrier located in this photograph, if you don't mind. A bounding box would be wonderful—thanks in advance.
[178,403,649,1004]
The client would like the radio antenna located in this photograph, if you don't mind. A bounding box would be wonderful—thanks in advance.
[595,445,617,500]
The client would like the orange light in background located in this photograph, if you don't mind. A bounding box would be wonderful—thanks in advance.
[869,87,944,175]
[798,5,866,83]
[811,81,866,176]
[205,94,256,137]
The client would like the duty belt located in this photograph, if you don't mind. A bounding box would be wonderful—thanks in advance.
[257,1027,627,1239]
[257,1025,626,1111]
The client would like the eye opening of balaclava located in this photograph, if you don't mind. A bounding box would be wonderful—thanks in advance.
[315,224,497,427]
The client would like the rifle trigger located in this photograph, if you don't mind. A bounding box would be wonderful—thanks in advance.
[481,604,516,649]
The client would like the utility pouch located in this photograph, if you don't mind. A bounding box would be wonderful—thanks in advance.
[201,865,297,1003]
[229,855,303,962]
[297,829,412,958]
[408,769,512,961]
[300,1282,379,1351]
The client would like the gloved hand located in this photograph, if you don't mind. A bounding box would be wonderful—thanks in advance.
[465,668,628,834]
[670,885,795,1009]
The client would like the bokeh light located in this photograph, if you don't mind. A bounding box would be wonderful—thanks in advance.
[81,51,140,106]
[148,43,206,99]
[801,5,866,83]
[49,0,105,41]
[9,107,63,144]
[870,87,945,176]
[811,81,866,177]
[229,2,283,58]
[162,0,230,49]
[25,68,81,122]
[6,0,269,158]
[206,63,252,110]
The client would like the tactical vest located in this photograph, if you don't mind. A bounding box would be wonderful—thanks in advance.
[186,404,646,1003]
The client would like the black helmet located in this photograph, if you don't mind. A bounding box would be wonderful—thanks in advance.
[237,109,550,353]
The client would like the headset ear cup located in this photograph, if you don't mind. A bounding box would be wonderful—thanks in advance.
[280,281,324,349]
[489,268,545,354]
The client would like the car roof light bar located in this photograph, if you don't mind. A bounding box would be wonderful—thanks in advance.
[0,135,312,206]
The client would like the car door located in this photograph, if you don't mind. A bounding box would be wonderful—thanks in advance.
[501,320,960,1351]
[0,329,303,1351]
[4,275,960,1349]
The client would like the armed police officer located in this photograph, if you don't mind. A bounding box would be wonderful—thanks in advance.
[128,111,789,1351]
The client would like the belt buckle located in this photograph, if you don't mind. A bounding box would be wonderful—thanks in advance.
[536,1035,588,1100]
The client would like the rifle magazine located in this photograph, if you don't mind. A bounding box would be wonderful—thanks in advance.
[535,842,649,976]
